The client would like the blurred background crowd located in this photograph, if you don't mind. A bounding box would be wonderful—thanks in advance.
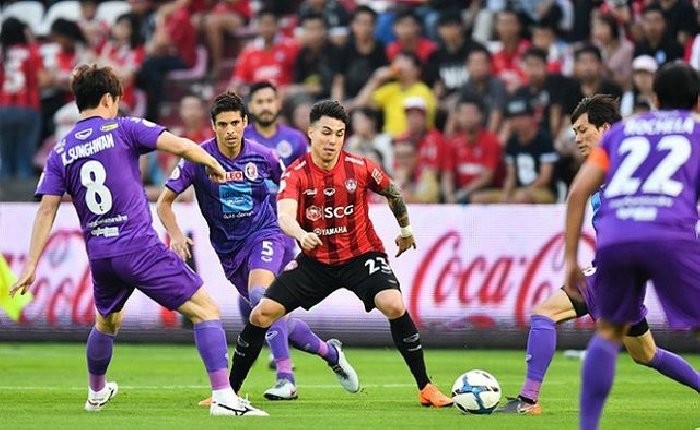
[1,0,699,203]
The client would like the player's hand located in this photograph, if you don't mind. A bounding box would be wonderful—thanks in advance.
[563,260,586,303]
[170,234,193,260]
[394,234,416,257]
[206,162,227,183]
[297,231,322,250]
[9,266,36,298]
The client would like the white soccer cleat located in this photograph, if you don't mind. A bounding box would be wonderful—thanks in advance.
[263,379,298,400]
[210,396,269,416]
[327,339,360,393]
[84,381,119,412]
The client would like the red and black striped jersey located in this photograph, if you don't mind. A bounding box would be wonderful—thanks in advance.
[278,151,390,265]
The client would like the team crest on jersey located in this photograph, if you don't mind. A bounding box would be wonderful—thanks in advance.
[245,162,258,181]
[306,205,322,221]
[276,140,293,159]
[75,128,93,140]
[323,187,336,196]
[344,179,357,192]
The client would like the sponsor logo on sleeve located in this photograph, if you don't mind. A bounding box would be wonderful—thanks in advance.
[169,166,181,180]
[371,168,383,185]
[100,123,119,132]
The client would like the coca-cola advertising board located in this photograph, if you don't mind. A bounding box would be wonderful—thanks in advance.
[0,203,668,333]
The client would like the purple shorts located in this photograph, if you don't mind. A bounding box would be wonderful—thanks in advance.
[594,240,700,330]
[282,235,298,268]
[579,266,648,325]
[90,243,202,317]
[220,235,287,300]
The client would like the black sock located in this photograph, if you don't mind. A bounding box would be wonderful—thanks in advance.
[389,312,430,389]
[518,395,535,404]
[229,323,267,393]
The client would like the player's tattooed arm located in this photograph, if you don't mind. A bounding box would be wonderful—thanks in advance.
[377,181,410,227]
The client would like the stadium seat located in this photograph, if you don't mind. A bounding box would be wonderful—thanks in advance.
[1,1,45,35]
[167,45,208,81]
[96,1,131,26]
[38,1,81,36]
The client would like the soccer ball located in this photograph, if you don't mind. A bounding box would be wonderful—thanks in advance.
[451,369,501,414]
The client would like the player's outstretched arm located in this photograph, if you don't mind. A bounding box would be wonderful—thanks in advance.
[10,195,62,297]
[155,132,226,182]
[277,198,321,250]
[564,161,605,298]
[376,180,416,257]
[156,188,192,260]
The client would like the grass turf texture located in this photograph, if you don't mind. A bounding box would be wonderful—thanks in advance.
[0,343,698,429]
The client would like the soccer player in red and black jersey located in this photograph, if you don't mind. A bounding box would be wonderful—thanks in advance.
[228,100,453,409]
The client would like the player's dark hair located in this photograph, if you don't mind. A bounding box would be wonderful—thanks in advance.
[523,47,547,64]
[310,100,347,125]
[71,64,123,112]
[653,62,700,110]
[249,80,277,98]
[571,94,622,127]
[211,91,248,122]
[352,5,377,22]
[574,44,602,63]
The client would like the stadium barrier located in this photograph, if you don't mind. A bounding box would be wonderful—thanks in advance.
[1,203,697,352]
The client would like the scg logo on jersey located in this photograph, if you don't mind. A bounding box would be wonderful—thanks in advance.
[306,205,355,221]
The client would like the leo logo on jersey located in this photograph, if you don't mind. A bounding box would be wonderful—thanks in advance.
[305,205,354,221]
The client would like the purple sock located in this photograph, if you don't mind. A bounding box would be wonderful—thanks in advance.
[193,320,230,390]
[519,315,556,402]
[580,335,620,430]
[646,348,700,392]
[287,317,338,365]
[266,318,294,384]
[86,327,115,391]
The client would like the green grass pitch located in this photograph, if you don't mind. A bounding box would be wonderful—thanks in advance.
[0,343,698,429]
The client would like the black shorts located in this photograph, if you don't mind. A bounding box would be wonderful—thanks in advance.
[264,251,401,313]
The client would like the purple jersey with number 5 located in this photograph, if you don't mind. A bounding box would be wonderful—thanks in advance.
[165,138,285,257]
[36,116,166,260]
[595,110,700,247]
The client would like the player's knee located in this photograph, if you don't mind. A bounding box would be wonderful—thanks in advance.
[376,298,406,320]
[596,320,627,342]
[630,349,654,365]
[96,313,123,335]
[250,300,284,328]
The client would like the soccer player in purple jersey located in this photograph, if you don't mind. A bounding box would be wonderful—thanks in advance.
[498,94,700,415]
[157,91,358,404]
[8,65,267,416]
[565,63,700,429]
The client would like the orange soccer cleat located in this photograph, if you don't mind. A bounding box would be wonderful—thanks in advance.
[418,383,454,408]
[198,396,213,407]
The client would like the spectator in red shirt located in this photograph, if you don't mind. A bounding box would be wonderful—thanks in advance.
[97,14,145,115]
[136,1,196,121]
[230,8,299,96]
[0,17,45,179]
[386,7,437,64]
[78,0,110,51]
[202,0,249,78]
[492,9,530,93]
[442,96,501,204]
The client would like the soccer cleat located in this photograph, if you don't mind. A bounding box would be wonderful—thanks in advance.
[84,381,119,412]
[210,396,269,416]
[418,383,453,408]
[263,379,298,400]
[495,396,542,415]
[327,339,360,393]
[198,396,213,407]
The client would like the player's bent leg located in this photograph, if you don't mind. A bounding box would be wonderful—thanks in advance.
[85,312,122,412]
[625,326,700,392]
[375,290,452,408]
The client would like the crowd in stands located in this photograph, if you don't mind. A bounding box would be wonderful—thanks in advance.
[1,0,699,203]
